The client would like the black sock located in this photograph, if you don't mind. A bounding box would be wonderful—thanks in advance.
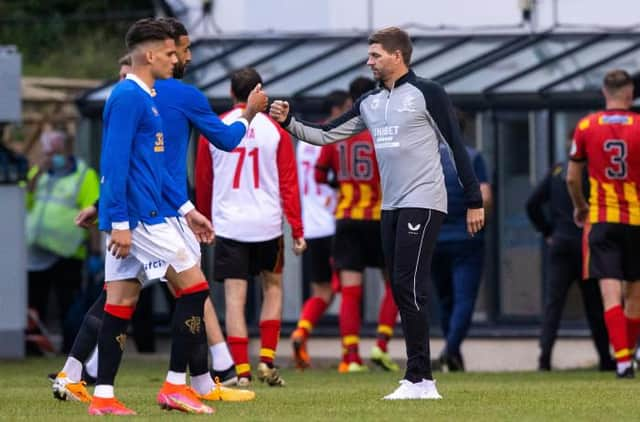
[69,290,106,363]
[170,291,208,376]
[96,308,132,386]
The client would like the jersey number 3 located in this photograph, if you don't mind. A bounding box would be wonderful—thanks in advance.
[604,139,627,179]
[232,147,260,189]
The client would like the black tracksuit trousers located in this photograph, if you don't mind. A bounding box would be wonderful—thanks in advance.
[381,208,445,382]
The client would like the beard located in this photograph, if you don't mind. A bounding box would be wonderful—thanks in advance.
[173,62,186,79]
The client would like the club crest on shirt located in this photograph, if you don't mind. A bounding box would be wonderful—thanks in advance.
[154,132,165,152]
[151,106,159,116]
[370,98,380,110]
[397,95,417,113]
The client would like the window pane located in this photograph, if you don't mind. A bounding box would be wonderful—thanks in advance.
[264,42,369,96]
[550,47,640,92]
[254,40,346,84]
[304,38,452,96]
[495,112,542,317]
[495,38,638,93]
[200,41,293,97]
[446,37,587,93]
[188,40,251,87]
[413,38,513,82]
[305,67,371,96]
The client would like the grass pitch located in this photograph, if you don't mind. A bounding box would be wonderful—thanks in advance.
[1,357,639,421]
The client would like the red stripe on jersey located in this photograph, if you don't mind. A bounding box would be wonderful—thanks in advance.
[364,184,379,220]
[597,180,607,223]
[573,110,640,225]
[195,135,214,220]
[349,182,361,220]
[616,183,630,224]
[275,125,304,239]
[316,131,381,221]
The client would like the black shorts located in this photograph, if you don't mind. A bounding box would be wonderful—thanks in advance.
[213,236,284,282]
[588,223,640,281]
[333,219,384,271]
[303,236,333,283]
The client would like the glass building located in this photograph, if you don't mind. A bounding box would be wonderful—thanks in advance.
[77,31,640,334]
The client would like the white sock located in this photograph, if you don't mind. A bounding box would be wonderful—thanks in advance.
[210,342,234,371]
[617,361,632,373]
[190,373,215,395]
[61,356,83,382]
[85,347,98,379]
[94,384,114,399]
[166,371,186,385]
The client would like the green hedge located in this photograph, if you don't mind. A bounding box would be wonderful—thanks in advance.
[0,1,154,79]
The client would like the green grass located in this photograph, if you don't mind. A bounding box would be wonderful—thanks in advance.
[1,357,640,421]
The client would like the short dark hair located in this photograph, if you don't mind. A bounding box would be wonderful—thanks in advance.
[156,17,189,42]
[603,69,633,93]
[230,67,262,102]
[323,90,350,114]
[349,77,376,101]
[118,54,131,66]
[368,27,412,66]
[125,18,173,51]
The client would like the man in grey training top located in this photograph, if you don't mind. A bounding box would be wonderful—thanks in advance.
[270,27,484,400]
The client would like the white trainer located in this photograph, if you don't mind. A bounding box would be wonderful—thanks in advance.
[383,379,442,400]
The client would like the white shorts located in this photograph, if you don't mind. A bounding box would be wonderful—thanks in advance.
[159,216,201,281]
[104,219,198,283]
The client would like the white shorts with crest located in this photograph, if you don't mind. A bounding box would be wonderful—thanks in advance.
[104,219,198,284]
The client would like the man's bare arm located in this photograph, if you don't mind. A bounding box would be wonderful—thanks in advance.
[566,160,589,227]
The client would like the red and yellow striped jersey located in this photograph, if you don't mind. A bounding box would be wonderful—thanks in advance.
[314,131,381,221]
[570,109,640,225]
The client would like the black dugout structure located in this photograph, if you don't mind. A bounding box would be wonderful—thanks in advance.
[77,31,640,334]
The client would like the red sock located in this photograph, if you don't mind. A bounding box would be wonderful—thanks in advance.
[103,304,135,320]
[297,297,329,338]
[175,281,209,298]
[376,282,398,353]
[626,314,640,350]
[331,270,341,293]
[340,285,362,363]
[227,336,250,377]
[259,320,281,365]
[604,306,632,363]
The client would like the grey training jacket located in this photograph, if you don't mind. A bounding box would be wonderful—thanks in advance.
[282,70,483,213]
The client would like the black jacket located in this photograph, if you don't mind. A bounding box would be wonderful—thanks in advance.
[526,161,588,241]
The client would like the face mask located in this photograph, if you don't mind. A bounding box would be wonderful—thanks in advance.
[51,154,66,170]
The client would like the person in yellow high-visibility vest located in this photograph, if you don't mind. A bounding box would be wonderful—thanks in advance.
[26,128,100,354]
